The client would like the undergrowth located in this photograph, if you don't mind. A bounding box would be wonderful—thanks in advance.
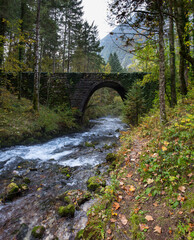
[0,87,78,148]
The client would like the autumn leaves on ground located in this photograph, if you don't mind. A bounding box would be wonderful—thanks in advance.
[80,91,194,240]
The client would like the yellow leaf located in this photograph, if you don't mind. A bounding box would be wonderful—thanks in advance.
[162,146,167,151]
[139,224,149,231]
[129,185,136,192]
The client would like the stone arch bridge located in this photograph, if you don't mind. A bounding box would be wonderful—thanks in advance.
[3,72,156,117]
[18,72,146,114]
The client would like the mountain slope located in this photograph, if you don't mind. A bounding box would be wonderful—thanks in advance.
[100,25,134,68]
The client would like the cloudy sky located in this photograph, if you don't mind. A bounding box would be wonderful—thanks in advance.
[82,0,114,39]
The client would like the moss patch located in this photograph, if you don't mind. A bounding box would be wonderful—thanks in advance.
[58,204,75,217]
[87,176,106,191]
[31,226,45,239]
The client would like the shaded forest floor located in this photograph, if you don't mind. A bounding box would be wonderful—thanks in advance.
[80,90,194,240]
[0,87,79,148]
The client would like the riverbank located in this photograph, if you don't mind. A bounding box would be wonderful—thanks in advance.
[0,87,79,148]
[81,90,194,239]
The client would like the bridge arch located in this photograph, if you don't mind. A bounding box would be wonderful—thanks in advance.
[80,81,127,115]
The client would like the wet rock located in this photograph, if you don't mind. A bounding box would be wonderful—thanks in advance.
[105,153,117,163]
[87,176,106,191]
[58,204,75,217]
[31,225,45,239]
[16,223,28,240]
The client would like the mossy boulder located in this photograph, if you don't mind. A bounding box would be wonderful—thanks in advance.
[105,153,117,163]
[60,167,70,175]
[31,226,45,239]
[59,190,92,207]
[58,204,75,217]
[87,176,106,191]
[6,182,20,200]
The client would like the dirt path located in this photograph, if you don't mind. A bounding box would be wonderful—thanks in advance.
[104,136,185,240]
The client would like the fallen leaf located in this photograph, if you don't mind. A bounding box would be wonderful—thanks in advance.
[110,218,116,223]
[106,229,112,235]
[147,178,154,184]
[119,214,128,225]
[113,202,120,210]
[145,215,154,221]
[119,181,124,186]
[127,173,133,178]
[162,146,167,151]
[139,224,149,231]
[164,141,169,146]
[178,186,186,193]
[134,207,141,213]
[153,202,158,207]
[154,225,162,234]
[188,173,193,178]
[117,195,122,202]
[152,153,158,157]
[129,185,136,192]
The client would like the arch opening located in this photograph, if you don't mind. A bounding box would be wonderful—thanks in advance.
[82,81,126,120]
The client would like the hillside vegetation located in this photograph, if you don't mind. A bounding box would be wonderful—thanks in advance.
[0,87,78,148]
[79,89,194,240]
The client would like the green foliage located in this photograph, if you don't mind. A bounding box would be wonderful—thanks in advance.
[108,52,123,73]
[0,87,78,148]
[136,89,194,198]
[122,82,145,125]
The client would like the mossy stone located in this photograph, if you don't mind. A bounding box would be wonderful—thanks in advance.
[6,182,20,200]
[23,177,30,184]
[66,174,71,179]
[87,176,106,191]
[31,226,45,239]
[60,167,70,175]
[105,153,117,162]
[77,191,92,205]
[58,204,75,217]
[85,141,95,148]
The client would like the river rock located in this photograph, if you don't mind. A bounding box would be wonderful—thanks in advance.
[58,189,92,208]
[58,204,75,217]
[87,176,106,191]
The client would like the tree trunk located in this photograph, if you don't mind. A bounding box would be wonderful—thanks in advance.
[67,25,71,72]
[33,0,41,111]
[169,1,177,107]
[0,17,6,69]
[18,0,25,100]
[157,0,167,123]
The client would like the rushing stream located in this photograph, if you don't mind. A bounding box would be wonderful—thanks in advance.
[0,117,128,240]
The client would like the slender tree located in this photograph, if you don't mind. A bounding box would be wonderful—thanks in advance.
[33,0,41,111]
[169,1,177,107]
